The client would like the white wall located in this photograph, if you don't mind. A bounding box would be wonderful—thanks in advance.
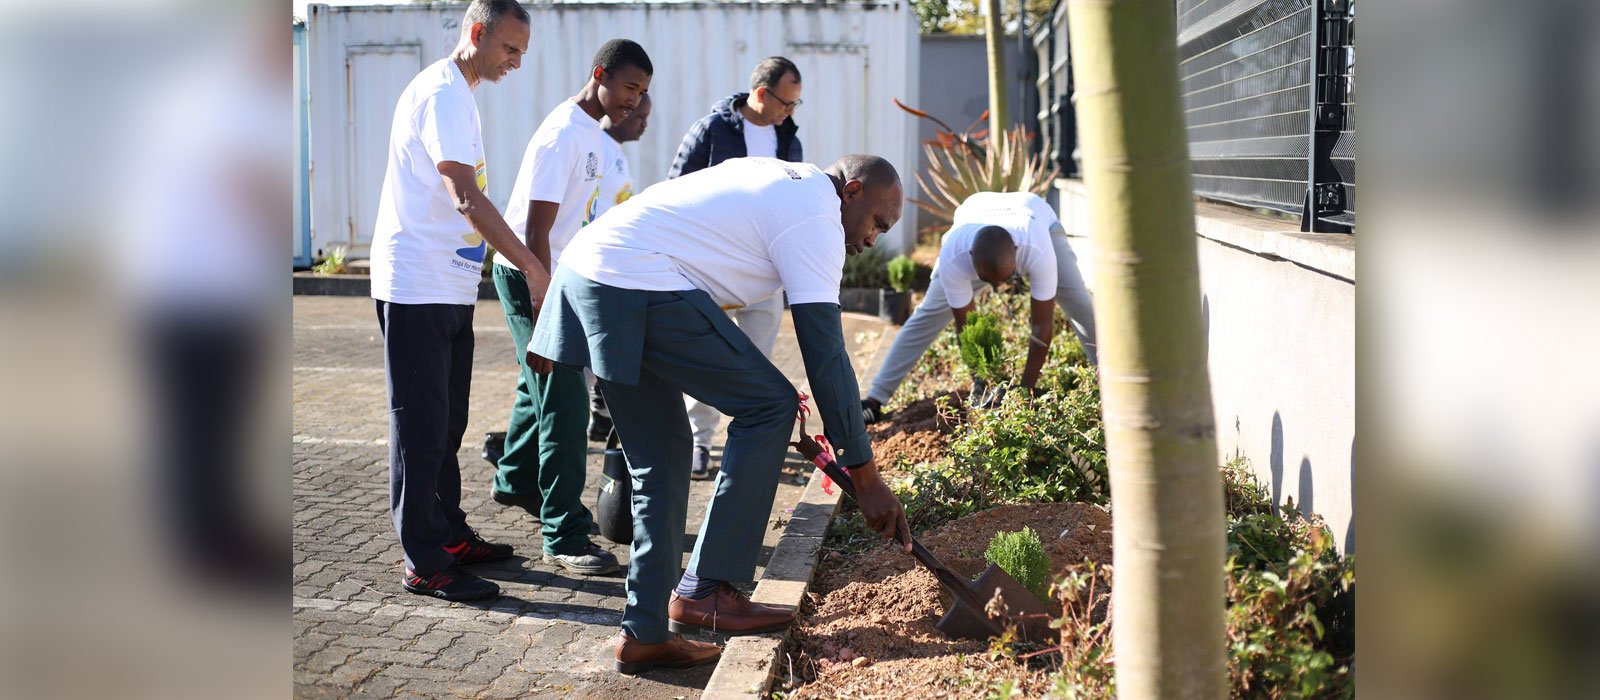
[304,1,920,260]
[1055,179,1356,554]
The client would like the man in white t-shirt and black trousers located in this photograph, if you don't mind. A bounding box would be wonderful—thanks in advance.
[583,92,652,442]
[369,0,541,602]
[860,191,1099,422]
[490,40,653,577]
[528,155,912,674]
[665,56,804,480]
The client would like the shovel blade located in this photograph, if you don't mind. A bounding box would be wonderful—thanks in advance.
[934,564,1055,642]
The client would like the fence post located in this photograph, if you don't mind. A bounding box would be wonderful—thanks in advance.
[1303,0,1353,233]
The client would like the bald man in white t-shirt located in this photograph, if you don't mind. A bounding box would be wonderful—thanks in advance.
[860,191,1098,421]
[528,155,911,674]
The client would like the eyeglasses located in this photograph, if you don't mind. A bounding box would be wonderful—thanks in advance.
[769,92,803,111]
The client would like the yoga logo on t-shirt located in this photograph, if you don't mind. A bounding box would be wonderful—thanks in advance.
[453,231,486,267]
[474,158,487,192]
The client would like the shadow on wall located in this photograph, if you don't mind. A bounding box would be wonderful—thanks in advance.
[1268,410,1355,555]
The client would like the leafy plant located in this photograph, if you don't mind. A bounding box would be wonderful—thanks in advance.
[952,369,1109,506]
[887,254,917,293]
[840,245,890,288]
[1042,562,1116,699]
[313,244,347,275]
[985,527,1051,602]
[959,312,1006,385]
[893,99,1059,239]
[1227,529,1355,698]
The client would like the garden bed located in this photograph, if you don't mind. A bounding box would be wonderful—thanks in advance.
[767,288,1353,698]
[786,503,1112,698]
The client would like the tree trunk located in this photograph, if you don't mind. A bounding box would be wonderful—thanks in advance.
[983,0,1008,138]
[1065,0,1226,697]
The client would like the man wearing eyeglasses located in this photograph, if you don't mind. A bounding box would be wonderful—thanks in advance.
[666,56,804,481]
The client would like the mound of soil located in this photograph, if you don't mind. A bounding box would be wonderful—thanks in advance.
[787,503,1113,698]
[869,392,965,466]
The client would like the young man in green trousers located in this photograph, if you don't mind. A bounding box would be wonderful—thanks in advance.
[492,39,652,575]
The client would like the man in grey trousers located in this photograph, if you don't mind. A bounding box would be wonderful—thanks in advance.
[860,191,1098,421]
[528,155,911,674]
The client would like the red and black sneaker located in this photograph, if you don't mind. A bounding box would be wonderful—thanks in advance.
[402,566,499,601]
[444,528,514,565]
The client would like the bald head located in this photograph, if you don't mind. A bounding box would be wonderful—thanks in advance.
[826,154,903,256]
[826,154,900,193]
[971,225,1017,284]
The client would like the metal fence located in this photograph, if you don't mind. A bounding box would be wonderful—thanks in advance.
[1034,0,1354,232]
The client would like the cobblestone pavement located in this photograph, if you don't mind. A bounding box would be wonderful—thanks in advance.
[294,295,892,698]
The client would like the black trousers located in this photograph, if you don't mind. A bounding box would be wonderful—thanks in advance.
[375,300,475,574]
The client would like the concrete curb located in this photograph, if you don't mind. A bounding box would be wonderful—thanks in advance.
[702,470,842,697]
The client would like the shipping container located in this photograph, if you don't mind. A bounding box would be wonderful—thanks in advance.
[302,1,920,261]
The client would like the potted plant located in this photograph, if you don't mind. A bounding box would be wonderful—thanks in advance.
[838,246,889,315]
[880,255,916,325]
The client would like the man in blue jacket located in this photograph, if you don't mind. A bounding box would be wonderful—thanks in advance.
[666,56,804,481]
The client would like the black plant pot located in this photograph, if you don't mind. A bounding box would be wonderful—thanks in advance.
[594,432,633,545]
[879,289,913,325]
[838,287,880,315]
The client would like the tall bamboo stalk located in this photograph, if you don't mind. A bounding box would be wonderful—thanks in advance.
[983,0,1008,137]
[1066,0,1226,696]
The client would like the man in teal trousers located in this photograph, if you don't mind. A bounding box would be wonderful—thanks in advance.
[528,155,913,674]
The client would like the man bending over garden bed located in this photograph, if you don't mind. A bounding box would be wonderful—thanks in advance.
[527,155,912,675]
[861,191,1098,422]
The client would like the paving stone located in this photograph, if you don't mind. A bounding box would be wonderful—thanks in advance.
[294,297,888,698]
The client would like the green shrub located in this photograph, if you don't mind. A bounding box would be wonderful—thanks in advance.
[985,527,1051,602]
[959,312,1006,384]
[887,254,917,293]
[1227,528,1355,698]
[840,245,890,288]
[951,364,1108,506]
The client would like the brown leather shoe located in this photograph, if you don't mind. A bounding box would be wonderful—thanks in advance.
[667,582,796,636]
[614,632,721,675]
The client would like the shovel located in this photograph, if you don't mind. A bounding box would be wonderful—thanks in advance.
[813,458,1054,642]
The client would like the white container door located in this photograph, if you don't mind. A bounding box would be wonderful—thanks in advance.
[345,43,423,257]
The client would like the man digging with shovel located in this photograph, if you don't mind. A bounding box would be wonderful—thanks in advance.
[527,154,913,674]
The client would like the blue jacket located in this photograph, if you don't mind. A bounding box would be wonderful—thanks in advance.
[666,92,803,179]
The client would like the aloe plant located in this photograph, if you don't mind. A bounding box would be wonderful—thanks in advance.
[893,100,1060,239]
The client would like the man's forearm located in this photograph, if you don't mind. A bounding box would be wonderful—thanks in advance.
[526,201,561,273]
[1020,324,1053,388]
[458,189,543,277]
[791,303,873,467]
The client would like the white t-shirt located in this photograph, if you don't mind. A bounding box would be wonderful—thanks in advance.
[500,100,607,269]
[370,59,488,305]
[743,121,778,158]
[937,191,1061,309]
[560,158,845,310]
[594,137,633,219]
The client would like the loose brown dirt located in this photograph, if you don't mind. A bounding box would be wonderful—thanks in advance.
[869,392,965,467]
[785,503,1114,698]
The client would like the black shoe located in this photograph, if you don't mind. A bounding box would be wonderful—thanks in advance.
[444,527,514,565]
[543,541,623,575]
[493,490,542,518]
[588,412,614,442]
[690,446,713,480]
[482,432,506,466]
[861,399,887,425]
[402,566,499,601]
